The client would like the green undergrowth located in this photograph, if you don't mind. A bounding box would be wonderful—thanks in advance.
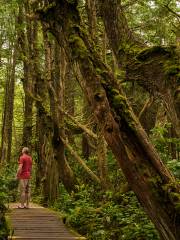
[51,128,180,240]
[52,183,159,240]
[0,164,17,240]
[51,130,180,240]
[150,123,180,178]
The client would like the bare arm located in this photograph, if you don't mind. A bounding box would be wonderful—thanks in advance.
[16,163,23,178]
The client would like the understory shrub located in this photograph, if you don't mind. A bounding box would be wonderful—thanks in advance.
[51,126,180,240]
[0,163,18,239]
[53,184,159,240]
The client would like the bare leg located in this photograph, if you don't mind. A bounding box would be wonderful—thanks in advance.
[25,192,30,208]
[25,181,30,208]
[19,180,26,207]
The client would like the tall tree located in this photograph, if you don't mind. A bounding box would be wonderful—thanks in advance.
[43,22,79,196]
[0,34,17,162]
[18,2,34,149]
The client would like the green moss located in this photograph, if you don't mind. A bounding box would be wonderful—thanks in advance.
[36,2,56,14]
[148,176,162,185]
[165,65,180,76]
[110,88,119,95]
[112,94,127,111]
[175,202,180,211]
[95,68,102,74]
[136,46,173,61]
[113,94,124,107]
[101,79,107,86]
[69,35,88,59]
[148,176,163,198]
[162,181,180,212]
[169,192,180,202]
[110,91,136,129]
[112,93,127,108]
[96,68,110,79]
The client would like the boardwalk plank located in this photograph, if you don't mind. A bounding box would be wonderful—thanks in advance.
[7,204,86,240]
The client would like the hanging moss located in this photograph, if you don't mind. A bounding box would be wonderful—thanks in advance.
[162,181,180,213]
[136,46,175,61]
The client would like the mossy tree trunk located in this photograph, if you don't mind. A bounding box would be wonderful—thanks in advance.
[32,20,76,200]
[35,1,180,239]
[26,16,59,201]
[32,21,49,196]
[64,62,75,144]
[86,0,97,43]
[50,41,76,192]
[18,3,34,149]
[81,95,94,160]
[96,131,109,189]
[0,40,17,163]
[97,0,144,65]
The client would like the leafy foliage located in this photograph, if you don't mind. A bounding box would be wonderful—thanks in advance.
[150,123,180,177]
[53,184,159,240]
[124,0,179,45]
[0,164,17,240]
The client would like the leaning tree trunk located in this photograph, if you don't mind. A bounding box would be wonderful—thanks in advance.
[35,1,180,239]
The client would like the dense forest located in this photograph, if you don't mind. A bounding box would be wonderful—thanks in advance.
[0,0,179,239]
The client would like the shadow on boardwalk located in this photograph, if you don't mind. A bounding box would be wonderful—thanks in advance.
[7,203,86,240]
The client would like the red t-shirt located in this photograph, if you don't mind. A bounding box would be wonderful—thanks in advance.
[18,154,32,179]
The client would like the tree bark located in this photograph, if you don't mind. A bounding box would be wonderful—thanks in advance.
[64,61,75,144]
[97,0,144,65]
[61,136,100,184]
[18,3,34,149]
[138,97,159,135]
[86,0,97,42]
[0,41,17,163]
[47,36,77,193]
[96,132,109,189]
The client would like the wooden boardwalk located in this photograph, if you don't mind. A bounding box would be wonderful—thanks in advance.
[7,204,85,240]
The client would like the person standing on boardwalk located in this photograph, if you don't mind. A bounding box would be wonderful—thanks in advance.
[16,147,32,209]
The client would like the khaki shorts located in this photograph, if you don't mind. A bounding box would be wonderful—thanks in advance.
[19,179,30,194]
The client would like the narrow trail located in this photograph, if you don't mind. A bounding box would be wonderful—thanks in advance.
[7,203,86,240]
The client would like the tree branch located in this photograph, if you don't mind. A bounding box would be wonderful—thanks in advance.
[164,4,180,19]
[61,137,101,184]
[62,109,97,140]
